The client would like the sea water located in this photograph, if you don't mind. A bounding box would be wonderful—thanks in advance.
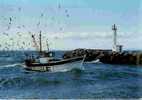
[0,51,142,99]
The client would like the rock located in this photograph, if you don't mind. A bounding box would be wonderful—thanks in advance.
[63,48,142,65]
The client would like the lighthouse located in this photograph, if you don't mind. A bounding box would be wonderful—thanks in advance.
[112,24,123,52]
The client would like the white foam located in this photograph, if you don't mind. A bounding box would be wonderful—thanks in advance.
[0,63,24,68]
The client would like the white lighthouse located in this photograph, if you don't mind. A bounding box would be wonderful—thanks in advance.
[112,24,123,52]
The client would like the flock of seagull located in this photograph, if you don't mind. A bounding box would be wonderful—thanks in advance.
[0,4,70,51]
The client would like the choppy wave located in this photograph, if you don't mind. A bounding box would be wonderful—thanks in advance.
[0,51,142,98]
[0,57,16,62]
[0,76,62,89]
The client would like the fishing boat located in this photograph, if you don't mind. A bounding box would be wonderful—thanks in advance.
[24,33,85,72]
[24,55,84,72]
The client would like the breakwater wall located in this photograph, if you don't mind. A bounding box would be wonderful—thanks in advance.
[63,49,142,65]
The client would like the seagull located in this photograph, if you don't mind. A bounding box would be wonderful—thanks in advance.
[9,17,12,24]
[17,26,21,29]
[3,32,9,36]
[9,17,12,22]
[22,42,25,45]
[18,7,21,12]
[58,4,61,9]
[7,26,10,30]
[22,25,25,28]
[37,21,40,27]
[10,38,13,40]
[59,27,63,31]
[66,14,70,18]
[65,9,68,13]
[40,13,44,17]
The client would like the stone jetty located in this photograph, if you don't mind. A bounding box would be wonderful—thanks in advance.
[63,48,142,65]
[63,25,142,65]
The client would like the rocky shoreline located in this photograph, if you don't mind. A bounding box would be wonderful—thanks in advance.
[63,49,142,65]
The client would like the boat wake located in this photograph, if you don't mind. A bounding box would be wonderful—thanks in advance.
[0,63,23,68]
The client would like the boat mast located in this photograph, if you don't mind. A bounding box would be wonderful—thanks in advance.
[39,31,42,53]
[46,39,49,52]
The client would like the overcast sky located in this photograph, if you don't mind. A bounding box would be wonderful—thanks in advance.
[0,0,141,50]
